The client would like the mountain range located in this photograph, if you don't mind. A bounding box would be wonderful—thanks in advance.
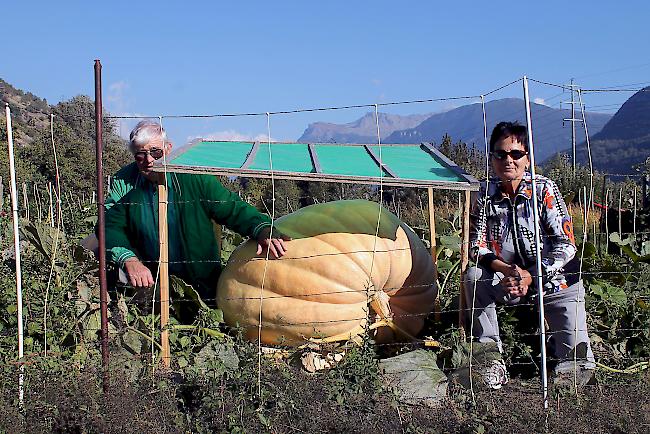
[298,112,432,144]
[298,98,612,163]
[571,86,650,175]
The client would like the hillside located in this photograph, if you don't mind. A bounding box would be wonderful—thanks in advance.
[298,112,432,143]
[385,98,611,163]
[0,78,131,194]
[297,98,611,163]
[571,86,650,174]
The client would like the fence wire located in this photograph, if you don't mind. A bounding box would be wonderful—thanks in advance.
[1,78,649,424]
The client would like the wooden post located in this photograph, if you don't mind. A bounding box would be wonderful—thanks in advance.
[633,186,638,245]
[427,187,440,321]
[22,183,29,220]
[158,182,171,368]
[48,182,54,228]
[604,189,610,254]
[459,190,471,337]
[34,184,38,222]
[618,187,623,255]
[599,175,607,255]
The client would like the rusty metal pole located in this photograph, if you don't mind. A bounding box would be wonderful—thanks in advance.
[94,59,110,391]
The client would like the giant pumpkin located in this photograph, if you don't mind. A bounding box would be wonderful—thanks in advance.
[216,199,437,345]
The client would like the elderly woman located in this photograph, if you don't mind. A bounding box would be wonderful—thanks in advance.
[463,121,595,389]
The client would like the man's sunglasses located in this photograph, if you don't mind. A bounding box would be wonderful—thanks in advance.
[490,150,528,161]
[134,148,164,161]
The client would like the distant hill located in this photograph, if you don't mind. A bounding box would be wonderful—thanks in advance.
[570,86,650,175]
[0,78,131,194]
[297,98,611,163]
[384,98,611,163]
[298,112,433,143]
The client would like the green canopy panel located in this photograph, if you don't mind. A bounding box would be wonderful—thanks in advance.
[155,140,479,191]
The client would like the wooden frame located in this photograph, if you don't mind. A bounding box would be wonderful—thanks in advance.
[458,190,471,336]
[156,140,480,192]
[153,141,477,359]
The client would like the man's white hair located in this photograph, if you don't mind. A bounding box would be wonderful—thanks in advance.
[129,120,168,152]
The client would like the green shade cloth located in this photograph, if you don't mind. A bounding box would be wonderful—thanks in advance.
[315,145,390,178]
[368,145,465,183]
[158,140,477,190]
[172,141,253,168]
[249,143,313,172]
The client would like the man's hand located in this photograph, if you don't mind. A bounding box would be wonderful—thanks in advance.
[124,257,155,288]
[256,226,291,259]
[499,264,533,298]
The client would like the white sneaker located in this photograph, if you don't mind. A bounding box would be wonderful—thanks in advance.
[481,359,509,390]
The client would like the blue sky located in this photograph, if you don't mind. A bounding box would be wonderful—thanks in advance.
[2,0,649,146]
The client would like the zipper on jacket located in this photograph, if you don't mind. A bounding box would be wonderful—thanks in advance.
[508,197,528,267]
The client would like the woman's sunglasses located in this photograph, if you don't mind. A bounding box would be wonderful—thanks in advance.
[490,150,528,160]
[134,148,164,161]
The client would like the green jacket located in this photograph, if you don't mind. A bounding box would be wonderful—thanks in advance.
[105,163,271,293]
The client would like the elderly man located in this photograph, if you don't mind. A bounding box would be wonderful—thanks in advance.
[104,120,289,300]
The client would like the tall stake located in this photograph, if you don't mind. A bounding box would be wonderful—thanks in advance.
[158,183,171,367]
[48,182,54,228]
[605,189,610,253]
[94,60,110,391]
[459,190,470,335]
[633,187,637,244]
[5,103,25,407]
[22,183,29,220]
[522,76,549,409]
[618,188,623,255]
[427,188,440,321]
[599,175,607,255]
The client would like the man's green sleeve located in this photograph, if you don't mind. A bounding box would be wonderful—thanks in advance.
[105,198,137,267]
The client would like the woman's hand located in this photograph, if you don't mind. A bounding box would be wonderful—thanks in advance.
[256,227,292,259]
[500,264,533,297]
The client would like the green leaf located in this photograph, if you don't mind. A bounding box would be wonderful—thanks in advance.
[257,411,271,428]
[605,286,627,307]
[437,259,454,272]
[194,340,239,374]
[180,336,191,348]
[208,308,224,324]
[82,310,101,342]
[27,321,41,335]
[589,283,604,297]
[170,275,208,310]
[440,235,461,253]
[122,330,143,354]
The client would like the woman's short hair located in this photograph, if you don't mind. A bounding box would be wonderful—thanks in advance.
[129,120,168,152]
[489,121,528,152]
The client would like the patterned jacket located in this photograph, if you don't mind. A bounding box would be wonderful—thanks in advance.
[469,173,579,294]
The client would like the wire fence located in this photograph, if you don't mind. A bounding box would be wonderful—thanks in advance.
[1,76,649,426]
